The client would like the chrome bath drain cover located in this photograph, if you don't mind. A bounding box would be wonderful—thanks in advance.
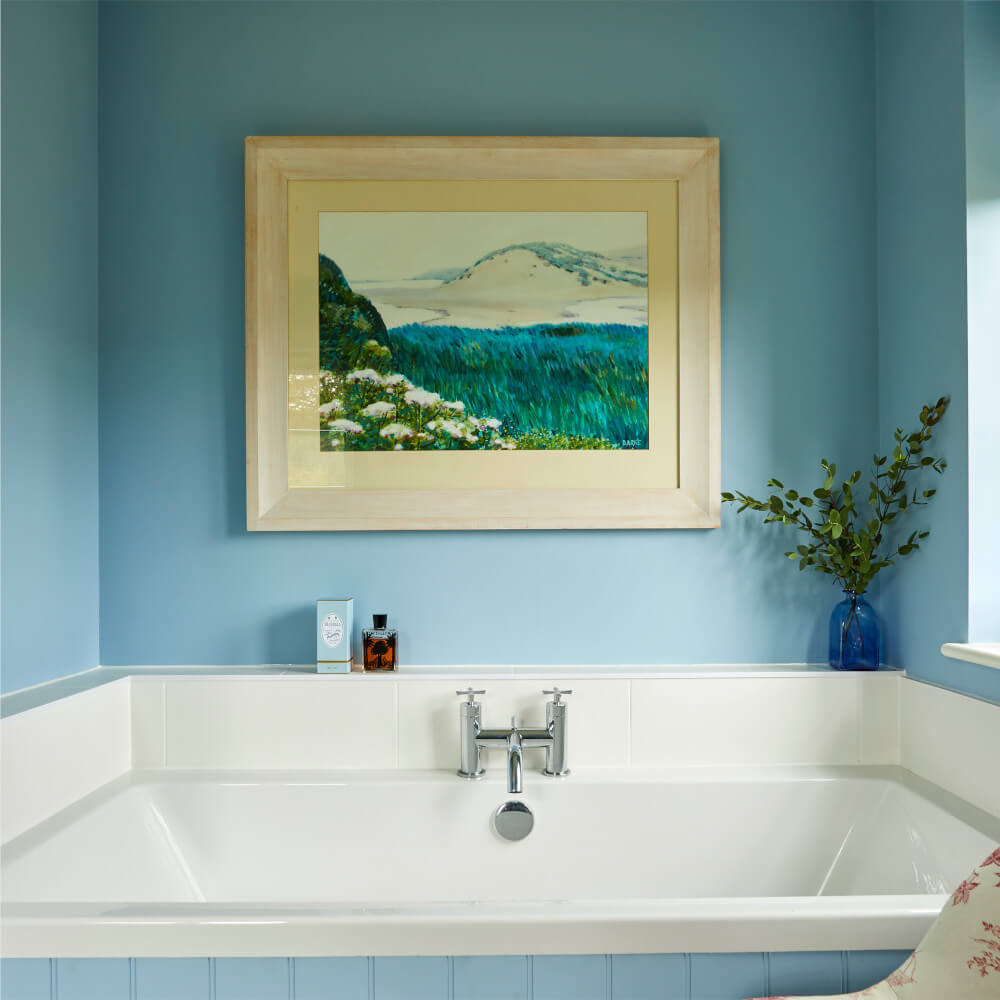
[494,801,534,841]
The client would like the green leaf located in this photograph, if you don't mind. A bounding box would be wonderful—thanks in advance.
[787,551,799,559]
[831,524,843,539]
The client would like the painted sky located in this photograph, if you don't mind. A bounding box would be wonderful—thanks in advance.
[318,211,647,282]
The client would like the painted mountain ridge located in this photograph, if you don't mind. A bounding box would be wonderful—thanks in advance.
[445,241,647,289]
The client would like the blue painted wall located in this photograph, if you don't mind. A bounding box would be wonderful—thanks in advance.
[965,0,1000,643]
[1,951,910,1000]
[875,1,1000,704]
[3,1,996,703]
[0,1,100,693]
[97,0,878,669]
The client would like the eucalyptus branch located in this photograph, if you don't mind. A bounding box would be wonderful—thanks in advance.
[721,397,949,594]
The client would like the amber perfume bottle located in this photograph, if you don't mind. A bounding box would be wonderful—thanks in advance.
[362,614,397,672]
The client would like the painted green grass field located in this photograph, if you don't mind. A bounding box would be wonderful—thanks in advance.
[387,322,649,448]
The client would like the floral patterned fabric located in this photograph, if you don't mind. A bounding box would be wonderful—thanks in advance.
[749,846,1000,999]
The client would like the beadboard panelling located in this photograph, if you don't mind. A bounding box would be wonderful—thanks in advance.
[133,958,210,1000]
[215,958,289,1000]
[0,681,130,841]
[900,679,1000,817]
[396,679,629,770]
[767,952,845,995]
[56,959,130,1000]
[0,952,914,1000]
[533,956,607,1000]
[0,958,49,1000]
[294,958,369,1000]
[163,681,397,768]
[610,954,687,999]
[372,957,450,1000]
[689,953,765,999]
[845,951,911,991]
[453,956,528,1000]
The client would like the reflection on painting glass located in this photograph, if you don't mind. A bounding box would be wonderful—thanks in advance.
[317,212,649,452]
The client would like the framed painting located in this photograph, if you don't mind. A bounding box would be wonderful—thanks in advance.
[245,136,719,530]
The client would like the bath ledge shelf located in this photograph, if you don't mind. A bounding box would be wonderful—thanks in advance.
[941,642,1000,672]
[0,662,902,718]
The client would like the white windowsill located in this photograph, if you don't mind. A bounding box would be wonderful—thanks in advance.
[940,642,1000,672]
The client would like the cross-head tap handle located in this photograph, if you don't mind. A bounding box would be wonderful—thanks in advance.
[543,687,573,704]
[456,688,486,704]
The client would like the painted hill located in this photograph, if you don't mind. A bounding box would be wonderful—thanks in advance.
[445,241,647,290]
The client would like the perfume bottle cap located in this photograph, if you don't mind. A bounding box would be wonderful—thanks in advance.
[373,613,388,629]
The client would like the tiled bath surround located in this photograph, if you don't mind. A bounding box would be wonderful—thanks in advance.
[1,952,912,1000]
[5,667,1000,846]
[2,669,908,842]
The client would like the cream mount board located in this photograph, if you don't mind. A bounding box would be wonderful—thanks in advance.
[245,136,721,530]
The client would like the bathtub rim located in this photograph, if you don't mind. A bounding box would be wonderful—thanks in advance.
[0,893,947,957]
[3,764,998,957]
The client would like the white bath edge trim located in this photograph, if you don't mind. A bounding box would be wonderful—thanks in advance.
[0,900,940,958]
[941,642,1000,672]
[2,663,905,719]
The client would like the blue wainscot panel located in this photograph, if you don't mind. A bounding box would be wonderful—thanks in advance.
[453,956,529,1000]
[134,959,211,1000]
[294,957,369,1000]
[215,958,290,1000]
[1,959,51,1000]
[0,952,913,1000]
[56,960,131,1000]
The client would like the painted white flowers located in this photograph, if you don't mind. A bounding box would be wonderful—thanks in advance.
[327,418,364,434]
[345,368,383,385]
[360,401,395,419]
[318,343,509,452]
[379,423,414,440]
[404,388,441,407]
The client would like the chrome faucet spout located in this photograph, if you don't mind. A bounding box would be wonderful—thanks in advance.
[507,727,523,794]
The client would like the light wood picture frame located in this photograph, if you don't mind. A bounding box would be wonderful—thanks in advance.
[245,136,720,531]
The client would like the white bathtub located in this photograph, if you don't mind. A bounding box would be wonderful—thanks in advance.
[3,765,997,957]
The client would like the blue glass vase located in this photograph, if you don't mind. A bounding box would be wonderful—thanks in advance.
[829,590,880,670]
